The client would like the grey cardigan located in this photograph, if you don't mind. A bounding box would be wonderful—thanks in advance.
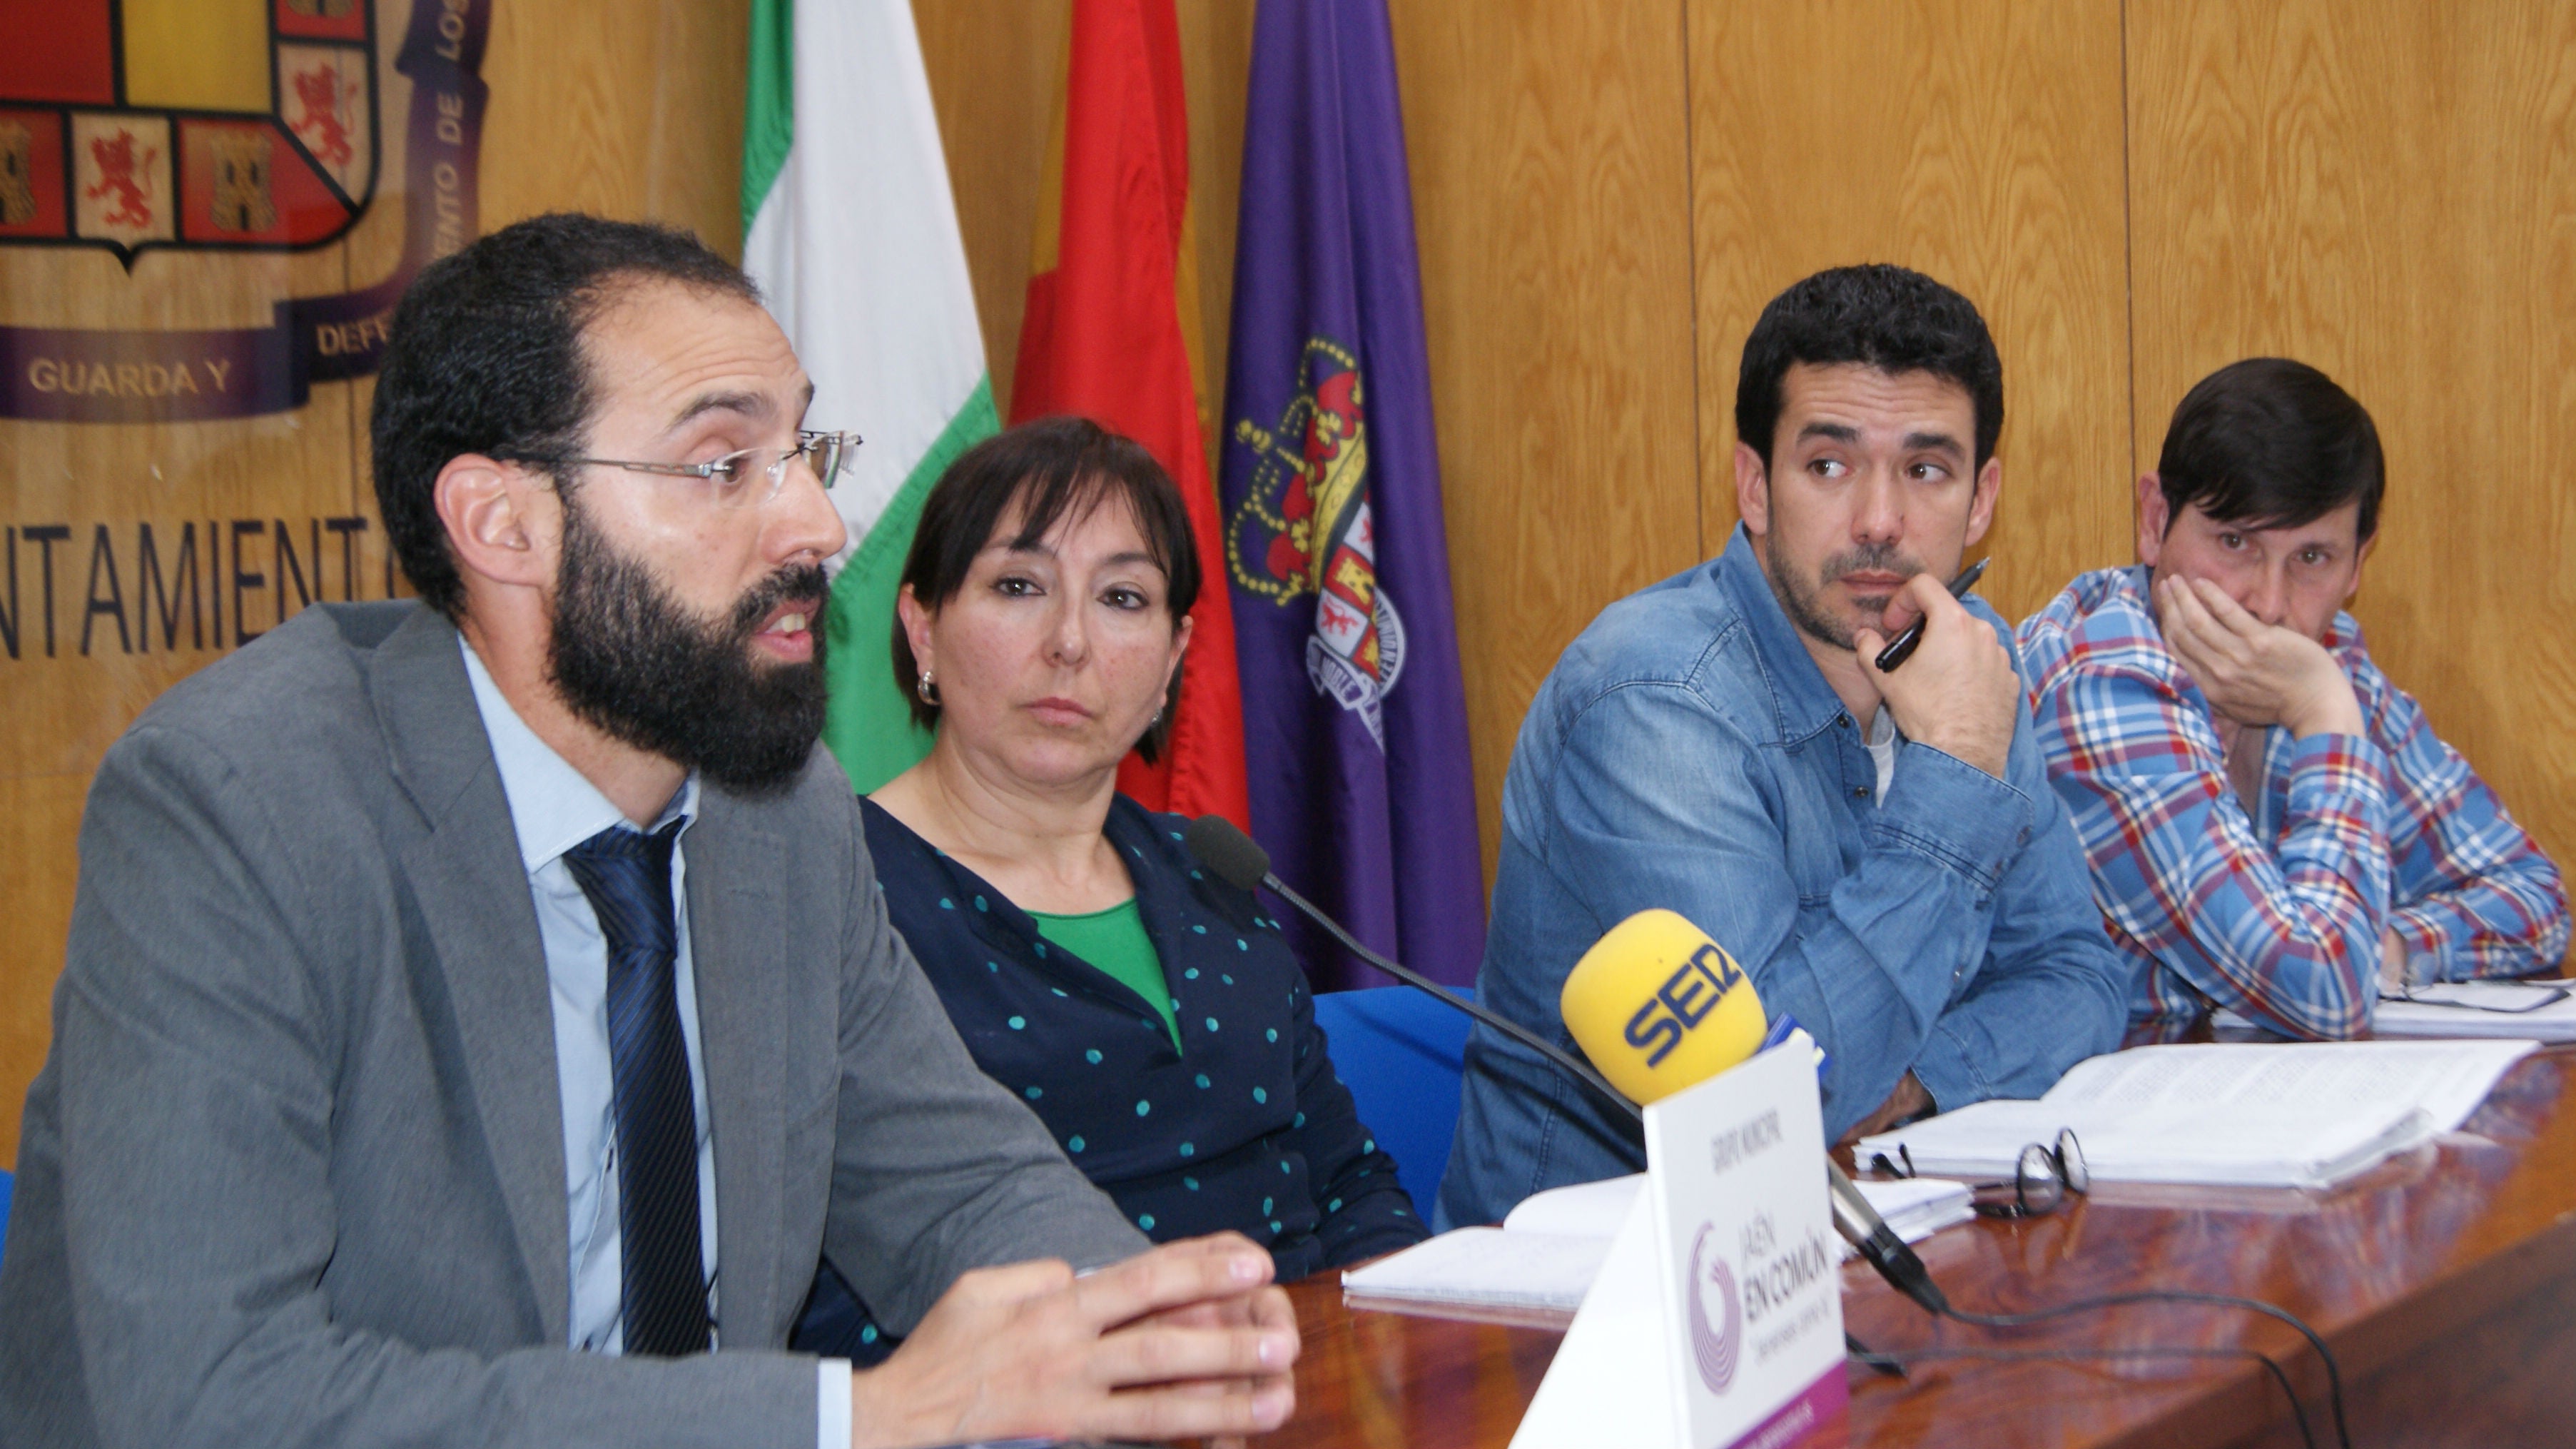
[0,601,1143,1449]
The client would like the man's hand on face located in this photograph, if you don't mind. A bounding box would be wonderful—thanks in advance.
[2156,575,2364,739]
[1855,573,2021,779]
[846,1233,1299,1449]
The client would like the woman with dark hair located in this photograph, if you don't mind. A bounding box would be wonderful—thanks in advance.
[794,416,1425,1359]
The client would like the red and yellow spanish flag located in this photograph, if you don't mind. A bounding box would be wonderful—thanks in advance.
[1010,0,1249,827]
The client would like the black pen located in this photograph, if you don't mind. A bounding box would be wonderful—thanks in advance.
[1872,557,1989,672]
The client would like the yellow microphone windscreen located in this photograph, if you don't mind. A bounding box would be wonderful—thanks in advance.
[1560,908,1768,1105]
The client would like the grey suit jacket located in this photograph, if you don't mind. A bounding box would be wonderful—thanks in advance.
[0,602,1146,1449]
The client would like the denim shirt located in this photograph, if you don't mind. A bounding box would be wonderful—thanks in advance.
[1436,526,2125,1228]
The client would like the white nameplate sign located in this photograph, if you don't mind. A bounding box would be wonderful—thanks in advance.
[1510,1039,1846,1449]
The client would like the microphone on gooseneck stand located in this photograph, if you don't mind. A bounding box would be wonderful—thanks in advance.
[1181,815,1636,1117]
[1179,816,1944,1314]
[1555,914,2351,1448]
[1553,907,1949,1315]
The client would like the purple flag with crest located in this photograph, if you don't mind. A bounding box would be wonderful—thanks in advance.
[1218,0,1484,990]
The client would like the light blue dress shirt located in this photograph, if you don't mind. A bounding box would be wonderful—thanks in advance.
[460,642,855,1446]
[458,640,719,1353]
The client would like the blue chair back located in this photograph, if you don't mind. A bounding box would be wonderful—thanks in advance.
[0,1166,11,1269]
[1310,986,1473,1218]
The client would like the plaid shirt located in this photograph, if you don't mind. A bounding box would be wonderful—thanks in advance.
[2019,566,2570,1039]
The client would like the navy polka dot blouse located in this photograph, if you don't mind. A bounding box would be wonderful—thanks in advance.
[791,794,1426,1362]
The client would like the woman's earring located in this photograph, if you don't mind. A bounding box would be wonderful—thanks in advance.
[916,670,940,706]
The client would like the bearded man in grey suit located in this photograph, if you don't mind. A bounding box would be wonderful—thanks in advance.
[0,213,1298,1449]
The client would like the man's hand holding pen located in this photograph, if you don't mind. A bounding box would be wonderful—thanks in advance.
[1856,565,2019,780]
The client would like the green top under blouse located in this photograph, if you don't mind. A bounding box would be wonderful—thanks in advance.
[1029,899,1180,1052]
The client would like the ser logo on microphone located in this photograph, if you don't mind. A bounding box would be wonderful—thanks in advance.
[1623,944,1745,1068]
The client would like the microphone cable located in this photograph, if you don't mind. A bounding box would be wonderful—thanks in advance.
[1842,1341,2323,1449]
[1925,1288,2351,1449]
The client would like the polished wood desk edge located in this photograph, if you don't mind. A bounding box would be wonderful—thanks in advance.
[1279,1047,2576,1448]
[1845,1048,2576,1445]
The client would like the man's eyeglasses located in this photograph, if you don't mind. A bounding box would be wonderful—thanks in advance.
[501,430,860,509]
[2380,980,2574,1014]
[1872,1128,2089,1219]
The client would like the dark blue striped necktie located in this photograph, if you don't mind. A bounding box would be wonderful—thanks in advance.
[563,819,710,1357]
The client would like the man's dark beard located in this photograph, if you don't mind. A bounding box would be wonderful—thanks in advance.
[548,505,830,795]
[1759,532,1925,652]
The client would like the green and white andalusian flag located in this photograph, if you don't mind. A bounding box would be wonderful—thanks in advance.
[741,0,995,792]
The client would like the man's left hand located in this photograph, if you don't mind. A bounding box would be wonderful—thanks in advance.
[1855,575,2020,779]
[845,1233,1297,1449]
[1839,1071,1933,1147]
[2380,927,2410,992]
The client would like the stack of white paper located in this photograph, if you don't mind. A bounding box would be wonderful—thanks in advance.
[1341,1173,1971,1320]
[1338,1228,1616,1318]
[1501,1171,1972,1248]
[1865,1098,2424,1190]
[1857,1039,2536,1192]
[1851,1175,1979,1243]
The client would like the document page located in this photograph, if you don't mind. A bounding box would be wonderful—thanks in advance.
[1503,1173,1644,1238]
[1347,1176,1977,1321]
[1502,1172,1971,1248]
[1865,1098,2427,1189]
[2042,1039,2535,1134]
[1340,1227,1613,1314]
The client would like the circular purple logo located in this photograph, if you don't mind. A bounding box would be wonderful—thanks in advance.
[1687,1223,1743,1395]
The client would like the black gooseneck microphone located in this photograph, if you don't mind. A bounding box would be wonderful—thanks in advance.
[1181,813,1944,1313]
[1182,814,1633,1116]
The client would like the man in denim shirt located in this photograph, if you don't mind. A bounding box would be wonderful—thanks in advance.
[1439,266,2125,1228]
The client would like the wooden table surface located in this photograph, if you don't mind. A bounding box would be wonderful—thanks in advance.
[1259,1044,2576,1449]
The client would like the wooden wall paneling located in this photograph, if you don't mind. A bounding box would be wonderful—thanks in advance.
[914,0,1071,420]
[1386,0,1703,884]
[1683,0,2134,627]
[2127,0,2576,953]
[1172,0,1255,451]
[0,251,365,777]
[480,0,752,255]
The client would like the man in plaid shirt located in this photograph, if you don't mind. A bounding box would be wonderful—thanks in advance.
[2020,358,2569,1040]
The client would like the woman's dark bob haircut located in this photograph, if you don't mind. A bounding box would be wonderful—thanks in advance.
[893,415,1201,762]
